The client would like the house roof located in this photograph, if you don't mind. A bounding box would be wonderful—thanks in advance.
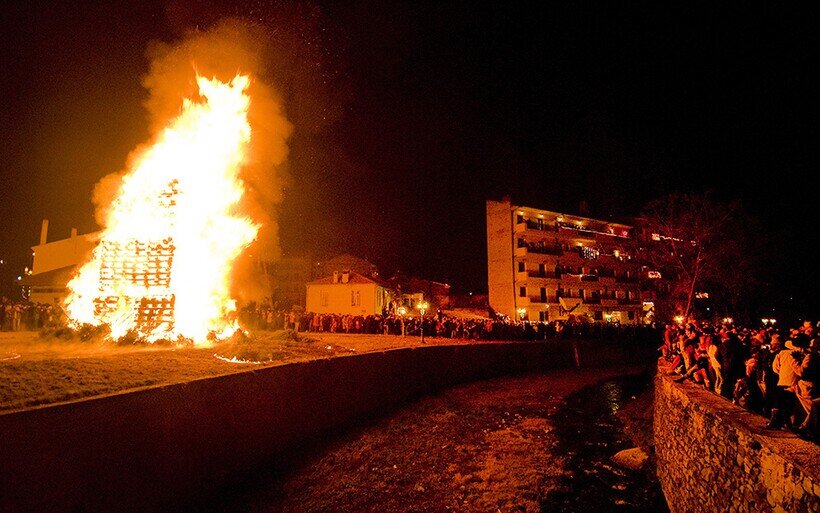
[307,271,393,289]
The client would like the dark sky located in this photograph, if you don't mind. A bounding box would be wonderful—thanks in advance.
[1,2,817,316]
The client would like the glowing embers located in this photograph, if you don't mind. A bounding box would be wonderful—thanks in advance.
[94,238,177,335]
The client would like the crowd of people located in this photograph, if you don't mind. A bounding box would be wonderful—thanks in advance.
[662,320,819,441]
[0,299,62,332]
[238,303,658,342]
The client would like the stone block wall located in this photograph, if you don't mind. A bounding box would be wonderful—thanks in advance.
[654,366,820,513]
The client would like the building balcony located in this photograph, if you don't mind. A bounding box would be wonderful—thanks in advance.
[527,271,559,280]
[528,245,562,256]
[523,219,558,233]
[601,298,618,307]
[615,276,639,284]
[617,298,640,305]
[584,297,601,304]
[580,274,599,282]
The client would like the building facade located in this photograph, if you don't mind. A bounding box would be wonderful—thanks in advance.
[306,271,395,316]
[23,221,98,304]
[487,199,650,324]
[257,257,311,309]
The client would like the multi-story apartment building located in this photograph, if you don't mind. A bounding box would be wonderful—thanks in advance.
[487,198,649,324]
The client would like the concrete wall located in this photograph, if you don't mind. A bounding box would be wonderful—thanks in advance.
[0,338,651,512]
[31,231,97,274]
[654,367,820,513]
[486,199,515,318]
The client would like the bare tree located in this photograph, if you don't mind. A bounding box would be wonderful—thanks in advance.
[639,193,757,320]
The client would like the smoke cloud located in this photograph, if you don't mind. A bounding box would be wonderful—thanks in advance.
[91,19,294,301]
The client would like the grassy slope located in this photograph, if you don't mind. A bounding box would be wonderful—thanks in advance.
[0,331,489,413]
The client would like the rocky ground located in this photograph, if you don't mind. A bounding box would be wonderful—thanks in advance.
[0,330,512,412]
[209,366,666,513]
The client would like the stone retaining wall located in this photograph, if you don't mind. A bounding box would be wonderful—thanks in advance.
[654,365,820,513]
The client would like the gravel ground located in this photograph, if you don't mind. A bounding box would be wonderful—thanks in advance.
[209,367,652,513]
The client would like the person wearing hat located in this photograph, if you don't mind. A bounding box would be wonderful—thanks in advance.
[767,336,804,430]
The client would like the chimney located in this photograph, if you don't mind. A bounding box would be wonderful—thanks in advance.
[39,219,49,245]
[70,228,78,238]
[332,271,339,284]
[341,271,350,284]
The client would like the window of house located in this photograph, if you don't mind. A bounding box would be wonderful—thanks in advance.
[351,290,360,306]
[519,286,526,297]
[593,311,603,321]
[628,311,635,320]
[518,261,525,272]
[540,288,547,301]
[539,311,549,322]
[517,214,524,224]
[320,291,328,307]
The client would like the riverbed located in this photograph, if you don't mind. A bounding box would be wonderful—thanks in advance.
[208,366,667,512]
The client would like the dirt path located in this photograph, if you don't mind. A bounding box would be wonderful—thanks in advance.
[211,366,660,513]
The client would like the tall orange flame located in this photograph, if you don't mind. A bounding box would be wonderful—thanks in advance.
[65,74,257,344]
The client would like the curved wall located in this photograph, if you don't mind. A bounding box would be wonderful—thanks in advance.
[0,338,649,512]
[654,367,820,513]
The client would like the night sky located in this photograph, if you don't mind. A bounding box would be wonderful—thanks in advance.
[1,2,817,317]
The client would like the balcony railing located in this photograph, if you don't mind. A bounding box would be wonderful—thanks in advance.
[580,274,599,282]
[583,297,601,304]
[615,276,639,283]
[527,245,563,256]
[617,298,640,305]
[528,271,559,279]
[529,296,554,304]
[524,219,558,232]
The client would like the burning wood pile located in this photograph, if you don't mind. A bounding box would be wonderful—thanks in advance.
[65,75,259,345]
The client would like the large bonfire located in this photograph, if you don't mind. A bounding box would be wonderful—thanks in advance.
[65,74,258,345]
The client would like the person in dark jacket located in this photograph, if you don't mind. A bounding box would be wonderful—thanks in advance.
[718,331,747,400]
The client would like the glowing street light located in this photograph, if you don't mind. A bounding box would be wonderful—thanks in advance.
[517,307,527,321]
[722,317,734,324]
[398,306,407,336]
[674,315,684,325]
[417,300,429,344]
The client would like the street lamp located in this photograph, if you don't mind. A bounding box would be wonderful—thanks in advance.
[398,306,407,336]
[517,307,527,322]
[417,300,429,344]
